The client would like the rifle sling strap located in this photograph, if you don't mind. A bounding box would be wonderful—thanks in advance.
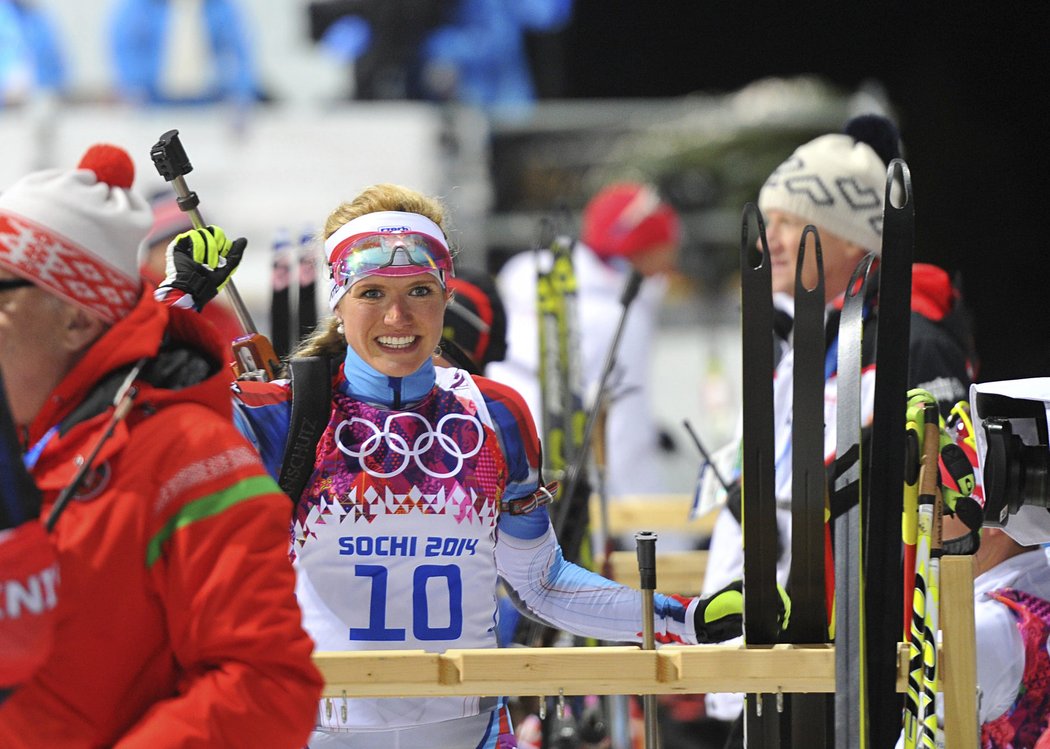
[278,356,332,504]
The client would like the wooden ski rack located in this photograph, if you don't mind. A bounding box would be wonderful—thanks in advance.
[311,557,978,747]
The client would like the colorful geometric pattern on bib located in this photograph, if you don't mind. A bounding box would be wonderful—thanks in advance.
[981,588,1050,748]
[293,387,507,550]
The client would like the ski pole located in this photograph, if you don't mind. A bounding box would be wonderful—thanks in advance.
[919,417,944,749]
[593,402,613,580]
[903,414,922,639]
[683,418,731,493]
[556,269,643,544]
[297,227,319,343]
[904,417,939,749]
[270,227,293,358]
[635,531,660,749]
[149,130,280,381]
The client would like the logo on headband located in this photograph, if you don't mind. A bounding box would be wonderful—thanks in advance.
[377,225,412,233]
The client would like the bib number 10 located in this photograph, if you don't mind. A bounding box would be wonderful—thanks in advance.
[349,564,463,641]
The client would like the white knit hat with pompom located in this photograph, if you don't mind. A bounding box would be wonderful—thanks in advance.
[0,144,152,323]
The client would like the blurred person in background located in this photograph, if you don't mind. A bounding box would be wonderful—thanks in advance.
[308,0,447,101]
[698,114,975,737]
[489,181,681,500]
[308,0,572,117]
[422,0,573,119]
[0,0,65,106]
[109,0,263,106]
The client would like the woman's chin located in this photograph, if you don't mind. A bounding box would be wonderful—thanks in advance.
[369,348,429,377]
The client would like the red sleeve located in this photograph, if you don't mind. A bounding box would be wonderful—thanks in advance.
[115,419,322,748]
[0,522,59,689]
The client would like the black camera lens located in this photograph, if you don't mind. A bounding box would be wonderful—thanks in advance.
[984,418,1050,524]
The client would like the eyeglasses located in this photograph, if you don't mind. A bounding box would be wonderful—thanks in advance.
[329,232,453,287]
[0,278,33,293]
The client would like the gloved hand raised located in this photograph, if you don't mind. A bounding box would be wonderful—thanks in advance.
[158,226,246,311]
[692,580,791,644]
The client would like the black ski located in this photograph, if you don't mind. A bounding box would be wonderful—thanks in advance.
[832,251,876,748]
[739,203,780,745]
[297,228,319,343]
[271,228,293,358]
[786,226,829,745]
[514,221,590,649]
[537,227,588,566]
[865,159,914,748]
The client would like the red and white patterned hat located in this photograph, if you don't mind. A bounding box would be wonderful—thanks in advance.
[0,144,152,323]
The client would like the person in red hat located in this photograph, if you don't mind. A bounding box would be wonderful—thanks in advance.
[489,181,681,498]
[0,144,322,748]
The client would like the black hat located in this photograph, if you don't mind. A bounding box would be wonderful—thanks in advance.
[440,269,507,374]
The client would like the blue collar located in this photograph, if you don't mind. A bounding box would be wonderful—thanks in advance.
[338,346,435,409]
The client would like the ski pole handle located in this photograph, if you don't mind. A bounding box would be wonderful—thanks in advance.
[635,531,660,749]
[635,530,658,595]
[149,130,256,336]
[619,269,643,307]
[150,130,281,381]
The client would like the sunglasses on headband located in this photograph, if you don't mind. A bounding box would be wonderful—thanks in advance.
[329,232,453,287]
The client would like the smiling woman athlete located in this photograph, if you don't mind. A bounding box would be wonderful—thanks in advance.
[157,183,763,749]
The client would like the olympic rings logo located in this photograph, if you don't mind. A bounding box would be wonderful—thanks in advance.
[335,412,484,479]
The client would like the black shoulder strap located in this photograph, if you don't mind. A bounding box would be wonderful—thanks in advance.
[278,356,332,504]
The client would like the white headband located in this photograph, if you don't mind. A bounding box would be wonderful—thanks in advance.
[326,210,451,309]
[324,210,449,264]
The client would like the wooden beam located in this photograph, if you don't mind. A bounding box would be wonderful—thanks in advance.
[940,555,978,749]
[314,643,910,698]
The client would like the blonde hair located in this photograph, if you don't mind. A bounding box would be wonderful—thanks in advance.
[293,184,451,360]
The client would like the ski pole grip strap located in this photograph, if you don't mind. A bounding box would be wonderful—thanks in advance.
[635,531,658,591]
[278,356,332,505]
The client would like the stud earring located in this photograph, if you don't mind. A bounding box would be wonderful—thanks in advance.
[336,322,345,335]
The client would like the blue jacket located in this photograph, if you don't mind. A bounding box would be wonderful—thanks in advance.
[109,0,258,105]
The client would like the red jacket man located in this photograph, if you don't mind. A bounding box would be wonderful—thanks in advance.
[0,144,322,747]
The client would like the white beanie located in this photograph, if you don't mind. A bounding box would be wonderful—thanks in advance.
[0,144,152,323]
[758,133,888,254]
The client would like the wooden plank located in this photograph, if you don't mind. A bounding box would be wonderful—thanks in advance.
[314,643,912,698]
[941,555,978,749]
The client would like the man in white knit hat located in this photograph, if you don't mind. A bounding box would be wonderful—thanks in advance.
[698,115,977,736]
[0,145,323,747]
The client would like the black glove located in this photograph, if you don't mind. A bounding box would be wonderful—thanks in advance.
[159,226,246,311]
[693,580,792,644]
[1,372,41,532]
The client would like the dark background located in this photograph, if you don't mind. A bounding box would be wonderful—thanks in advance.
[531,3,1049,383]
